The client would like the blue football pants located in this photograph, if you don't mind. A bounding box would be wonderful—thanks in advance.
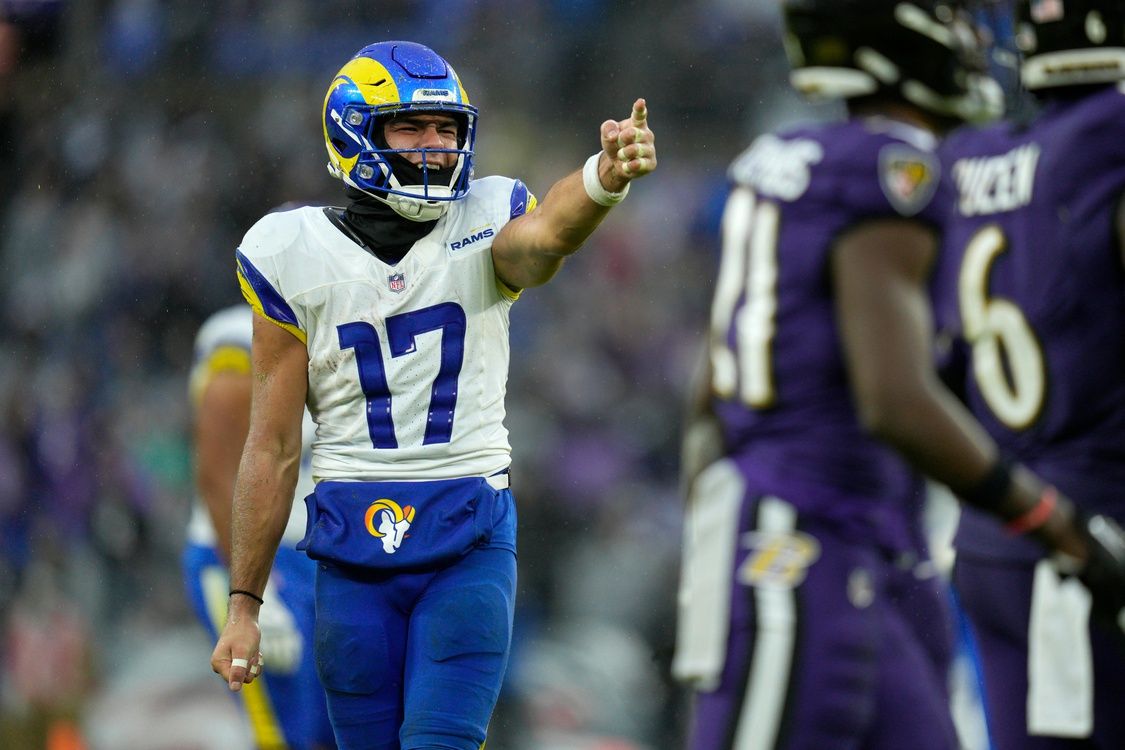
[313,544,517,750]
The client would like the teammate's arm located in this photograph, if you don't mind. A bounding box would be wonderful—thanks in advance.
[194,368,251,564]
[492,98,656,290]
[211,312,308,691]
[831,219,1086,557]
[680,346,725,498]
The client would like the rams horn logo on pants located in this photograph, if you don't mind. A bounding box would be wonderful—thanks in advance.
[364,499,416,554]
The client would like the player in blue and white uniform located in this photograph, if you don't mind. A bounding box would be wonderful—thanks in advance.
[675,2,1125,749]
[935,2,1125,746]
[208,41,657,749]
[185,305,335,749]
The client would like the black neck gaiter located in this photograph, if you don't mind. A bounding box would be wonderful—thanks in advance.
[335,186,437,265]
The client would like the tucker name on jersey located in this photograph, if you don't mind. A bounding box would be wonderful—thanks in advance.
[952,143,1040,217]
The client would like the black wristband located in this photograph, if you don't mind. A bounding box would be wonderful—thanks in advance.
[229,589,264,605]
[961,457,1014,510]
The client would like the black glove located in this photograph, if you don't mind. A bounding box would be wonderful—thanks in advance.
[1075,512,1125,632]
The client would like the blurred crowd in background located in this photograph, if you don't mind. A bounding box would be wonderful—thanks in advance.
[0,1,817,748]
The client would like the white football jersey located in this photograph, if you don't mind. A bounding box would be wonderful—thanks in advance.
[186,305,314,547]
[236,176,535,482]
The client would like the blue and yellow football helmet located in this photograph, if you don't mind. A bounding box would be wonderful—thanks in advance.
[323,41,478,221]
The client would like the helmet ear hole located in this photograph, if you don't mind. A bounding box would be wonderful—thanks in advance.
[331,137,348,152]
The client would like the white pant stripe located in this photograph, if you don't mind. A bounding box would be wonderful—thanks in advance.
[734,497,798,750]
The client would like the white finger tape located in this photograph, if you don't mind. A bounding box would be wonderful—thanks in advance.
[231,658,249,670]
[250,664,261,676]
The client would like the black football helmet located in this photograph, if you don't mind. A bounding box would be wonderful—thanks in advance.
[781,0,1003,122]
[1017,0,1125,89]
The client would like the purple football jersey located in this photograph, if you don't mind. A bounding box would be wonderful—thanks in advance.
[936,85,1125,560]
[709,117,952,552]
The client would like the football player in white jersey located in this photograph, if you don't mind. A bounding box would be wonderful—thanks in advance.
[185,304,335,749]
[209,40,657,749]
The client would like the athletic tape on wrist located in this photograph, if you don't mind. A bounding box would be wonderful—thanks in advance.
[583,153,630,207]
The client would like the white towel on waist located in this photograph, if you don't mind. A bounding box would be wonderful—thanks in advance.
[1027,558,1093,738]
[672,459,743,692]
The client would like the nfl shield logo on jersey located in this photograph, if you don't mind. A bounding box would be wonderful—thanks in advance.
[388,272,406,293]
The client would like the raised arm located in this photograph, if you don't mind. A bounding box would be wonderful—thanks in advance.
[211,312,308,691]
[680,344,725,498]
[492,98,657,290]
